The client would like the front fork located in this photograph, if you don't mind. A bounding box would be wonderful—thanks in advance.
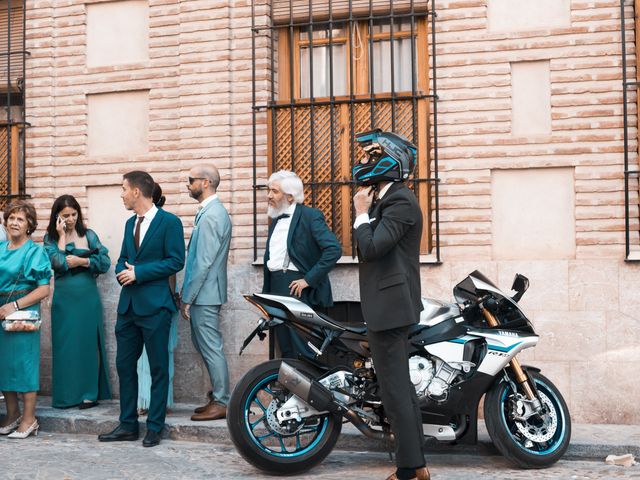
[481,307,542,413]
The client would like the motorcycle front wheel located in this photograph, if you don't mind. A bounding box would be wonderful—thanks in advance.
[227,359,342,474]
[484,370,571,468]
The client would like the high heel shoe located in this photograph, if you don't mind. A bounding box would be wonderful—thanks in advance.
[7,420,39,439]
[0,416,22,435]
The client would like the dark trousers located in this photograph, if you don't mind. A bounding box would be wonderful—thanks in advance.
[266,270,314,359]
[115,308,171,433]
[368,326,425,469]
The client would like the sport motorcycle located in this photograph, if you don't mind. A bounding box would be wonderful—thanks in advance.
[227,271,571,474]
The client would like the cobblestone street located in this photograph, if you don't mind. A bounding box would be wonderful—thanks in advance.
[0,432,638,480]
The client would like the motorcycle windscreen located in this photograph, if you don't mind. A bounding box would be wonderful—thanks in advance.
[453,270,501,303]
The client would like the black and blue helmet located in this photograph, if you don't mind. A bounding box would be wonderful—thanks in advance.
[352,129,417,186]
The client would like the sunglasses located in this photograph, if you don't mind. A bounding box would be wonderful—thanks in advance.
[188,177,206,185]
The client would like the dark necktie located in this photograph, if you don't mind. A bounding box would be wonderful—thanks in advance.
[134,216,144,250]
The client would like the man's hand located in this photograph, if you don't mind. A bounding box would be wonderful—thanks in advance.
[353,187,374,216]
[289,278,309,298]
[66,255,88,269]
[181,302,191,321]
[116,261,137,286]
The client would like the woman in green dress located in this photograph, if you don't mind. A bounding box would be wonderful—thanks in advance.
[0,201,52,438]
[44,195,112,409]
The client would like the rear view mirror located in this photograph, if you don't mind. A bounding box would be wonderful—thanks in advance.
[511,274,529,302]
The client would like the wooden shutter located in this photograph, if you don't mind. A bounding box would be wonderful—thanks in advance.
[272,0,429,25]
[0,1,24,87]
[0,124,20,210]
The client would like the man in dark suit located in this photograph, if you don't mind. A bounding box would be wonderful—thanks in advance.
[352,130,430,480]
[263,170,341,359]
[99,171,184,448]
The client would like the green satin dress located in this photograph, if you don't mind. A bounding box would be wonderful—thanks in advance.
[0,239,52,392]
[44,229,112,408]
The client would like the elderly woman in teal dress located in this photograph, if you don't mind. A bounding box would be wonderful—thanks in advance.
[0,201,52,439]
[44,195,112,409]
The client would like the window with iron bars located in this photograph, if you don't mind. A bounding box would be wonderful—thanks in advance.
[0,0,27,211]
[251,0,440,259]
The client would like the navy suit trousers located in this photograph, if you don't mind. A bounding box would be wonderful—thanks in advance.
[115,308,171,433]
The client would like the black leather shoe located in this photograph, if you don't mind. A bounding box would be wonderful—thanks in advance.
[98,425,139,442]
[142,429,161,447]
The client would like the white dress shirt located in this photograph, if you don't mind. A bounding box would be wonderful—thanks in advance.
[353,182,393,229]
[135,204,158,245]
[196,194,218,224]
[267,202,299,272]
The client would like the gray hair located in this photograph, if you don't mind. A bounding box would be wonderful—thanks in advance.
[268,170,305,204]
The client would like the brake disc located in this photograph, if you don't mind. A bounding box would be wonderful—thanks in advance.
[513,390,558,443]
[265,399,303,435]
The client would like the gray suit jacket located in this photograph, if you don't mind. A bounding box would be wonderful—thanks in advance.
[181,197,232,306]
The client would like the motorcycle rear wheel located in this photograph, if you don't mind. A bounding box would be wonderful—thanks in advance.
[227,359,342,474]
[484,370,571,468]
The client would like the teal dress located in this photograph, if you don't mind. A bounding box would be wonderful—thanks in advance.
[44,230,112,408]
[0,239,52,392]
[137,313,178,410]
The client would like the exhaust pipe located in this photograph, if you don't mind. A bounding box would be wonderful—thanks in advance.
[277,362,391,442]
[278,362,341,413]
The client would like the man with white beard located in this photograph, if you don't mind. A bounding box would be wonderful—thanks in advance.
[262,170,341,359]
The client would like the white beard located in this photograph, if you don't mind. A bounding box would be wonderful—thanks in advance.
[267,200,291,219]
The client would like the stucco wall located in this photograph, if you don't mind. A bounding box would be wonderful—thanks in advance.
[22,0,640,424]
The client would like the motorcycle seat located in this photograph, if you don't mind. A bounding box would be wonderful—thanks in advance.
[317,312,368,335]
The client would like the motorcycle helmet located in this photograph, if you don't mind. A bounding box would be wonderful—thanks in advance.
[352,128,417,186]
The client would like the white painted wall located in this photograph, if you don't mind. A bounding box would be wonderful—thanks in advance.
[487,0,571,32]
[511,61,551,136]
[87,185,132,264]
[491,167,576,260]
[87,90,150,158]
[86,0,149,68]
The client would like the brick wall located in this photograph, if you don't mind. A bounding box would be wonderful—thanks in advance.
[22,0,640,423]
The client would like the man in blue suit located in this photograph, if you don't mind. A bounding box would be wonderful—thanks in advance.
[263,170,342,359]
[180,165,232,421]
[99,171,184,448]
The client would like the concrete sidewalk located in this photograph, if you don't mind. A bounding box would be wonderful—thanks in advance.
[2,397,639,460]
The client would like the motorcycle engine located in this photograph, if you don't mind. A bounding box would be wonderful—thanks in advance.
[409,355,464,402]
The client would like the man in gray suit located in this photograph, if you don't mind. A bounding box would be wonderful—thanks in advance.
[180,165,232,421]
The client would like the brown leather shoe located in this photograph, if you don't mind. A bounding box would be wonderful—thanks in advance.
[385,467,431,480]
[191,402,226,421]
[193,391,214,414]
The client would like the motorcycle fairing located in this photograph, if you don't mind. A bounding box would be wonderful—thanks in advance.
[454,271,526,316]
[419,298,462,327]
[467,328,538,376]
[410,318,467,347]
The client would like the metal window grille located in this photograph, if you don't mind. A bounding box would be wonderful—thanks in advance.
[621,0,640,260]
[0,0,27,211]
[251,0,440,260]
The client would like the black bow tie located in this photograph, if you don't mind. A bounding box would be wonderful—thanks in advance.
[275,213,290,221]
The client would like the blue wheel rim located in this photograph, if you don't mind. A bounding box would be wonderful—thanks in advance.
[499,378,568,456]
[243,372,330,458]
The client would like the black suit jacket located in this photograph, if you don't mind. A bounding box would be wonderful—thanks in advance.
[263,204,342,308]
[354,183,423,332]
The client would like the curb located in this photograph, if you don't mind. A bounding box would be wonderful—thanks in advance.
[4,399,639,461]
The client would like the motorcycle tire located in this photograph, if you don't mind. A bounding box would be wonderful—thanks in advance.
[227,359,342,475]
[484,370,571,469]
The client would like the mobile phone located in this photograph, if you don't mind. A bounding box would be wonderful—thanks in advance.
[57,215,67,231]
